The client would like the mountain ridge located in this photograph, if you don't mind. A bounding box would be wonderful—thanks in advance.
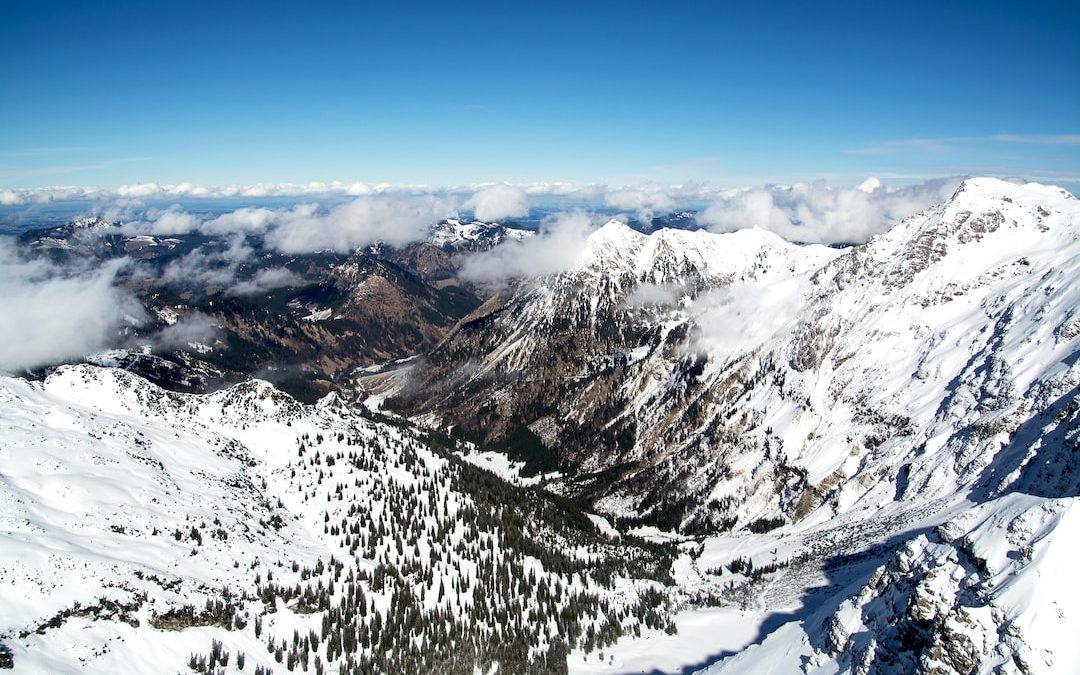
[3,177,1078,674]
[388,177,1080,534]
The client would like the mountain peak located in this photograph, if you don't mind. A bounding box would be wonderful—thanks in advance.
[70,216,113,230]
[429,218,533,250]
[951,176,1076,203]
[592,217,639,238]
[580,218,645,265]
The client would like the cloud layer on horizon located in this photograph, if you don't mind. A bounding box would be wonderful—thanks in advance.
[697,177,964,244]
[3,175,1050,252]
[1,181,566,207]
[0,175,1009,212]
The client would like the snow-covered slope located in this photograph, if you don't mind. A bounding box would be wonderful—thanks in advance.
[691,181,1080,673]
[389,178,1080,673]
[401,178,1079,529]
[428,219,533,251]
[697,492,1080,675]
[0,365,681,673]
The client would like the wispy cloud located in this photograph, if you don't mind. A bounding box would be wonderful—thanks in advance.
[459,211,601,284]
[0,157,151,182]
[226,267,307,297]
[989,134,1080,145]
[850,134,1080,155]
[0,146,102,158]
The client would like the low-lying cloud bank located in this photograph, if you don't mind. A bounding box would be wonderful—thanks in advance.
[463,184,529,222]
[7,176,976,248]
[154,235,255,289]
[104,194,461,254]
[0,238,145,373]
[78,177,971,258]
[455,177,973,284]
[459,211,602,284]
[267,195,458,253]
[698,177,963,244]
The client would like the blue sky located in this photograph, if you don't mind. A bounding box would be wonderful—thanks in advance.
[1,0,1078,191]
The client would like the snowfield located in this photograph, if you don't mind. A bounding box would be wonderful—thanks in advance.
[1,366,680,674]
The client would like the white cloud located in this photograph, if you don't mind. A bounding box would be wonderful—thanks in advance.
[699,188,790,234]
[148,311,220,351]
[0,185,104,205]
[626,282,686,308]
[0,189,25,206]
[227,267,306,296]
[77,194,459,255]
[116,182,167,198]
[200,207,279,235]
[266,195,458,253]
[856,176,882,193]
[122,205,202,235]
[158,235,255,289]
[689,278,807,357]
[0,238,145,373]
[698,177,962,244]
[464,184,528,222]
[604,183,676,222]
[459,211,599,284]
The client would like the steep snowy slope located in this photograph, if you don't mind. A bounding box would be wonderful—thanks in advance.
[396,178,1079,534]
[0,365,681,673]
[387,178,1080,673]
[695,492,1080,675]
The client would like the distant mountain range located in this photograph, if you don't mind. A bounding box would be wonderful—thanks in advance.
[2,178,1078,674]
[15,217,533,400]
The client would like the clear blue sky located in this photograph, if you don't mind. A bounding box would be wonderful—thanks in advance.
[1,0,1078,190]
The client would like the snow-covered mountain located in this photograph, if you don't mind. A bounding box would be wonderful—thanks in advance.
[396,178,1079,530]
[10,216,525,399]
[3,178,1077,674]
[376,178,1080,672]
[428,219,533,251]
[0,365,682,673]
